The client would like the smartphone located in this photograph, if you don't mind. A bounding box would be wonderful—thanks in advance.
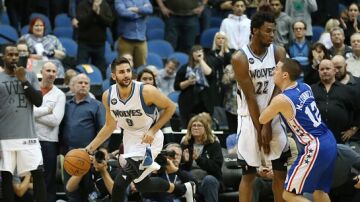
[17,56,28,68]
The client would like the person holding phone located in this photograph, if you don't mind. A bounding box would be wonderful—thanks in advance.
[174,45,214,127]
[0,45,46,202]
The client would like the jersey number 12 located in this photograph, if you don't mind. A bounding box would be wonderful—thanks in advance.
[304,101,321,127]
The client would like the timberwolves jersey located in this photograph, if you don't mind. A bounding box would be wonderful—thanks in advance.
[238,44,276,115]
[237,44,287,165]
[108,81,163,158]
[281,82,329,144]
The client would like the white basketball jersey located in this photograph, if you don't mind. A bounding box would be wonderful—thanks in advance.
[237,44,276,115]
[108,81,163,158]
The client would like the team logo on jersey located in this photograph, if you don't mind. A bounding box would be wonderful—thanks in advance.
[111,98,117,105]
[249,58,254,64]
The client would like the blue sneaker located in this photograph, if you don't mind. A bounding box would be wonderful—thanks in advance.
[142,147,153,167]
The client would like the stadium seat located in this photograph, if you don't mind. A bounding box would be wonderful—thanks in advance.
[58,37,78,58]
[102,78,111,91]
[312,25,325,43]
[54,13,72,28]
[105,41,112,55]
[146,16,165,31]
[0,25,19,44]
[76,64,103,85]
[210,17,222,28]
[106,28,114,46]
[168,52,189,67]
[146,28,165,40]
[53,27,73,39]
[1,12,10,25]
[147,40,174,59]
[146,52,164,69]
[168,91,180,115]
[29,13,52,35]
[105,51,117,67]
[200,28,219,49]
[21,25,29,35]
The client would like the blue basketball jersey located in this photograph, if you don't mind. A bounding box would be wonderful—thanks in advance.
[282,82,329,145]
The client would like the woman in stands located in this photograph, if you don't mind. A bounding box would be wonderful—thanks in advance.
[174,45,214,128]
[137,68,157,87]
[18,17,65,78]
[180,114,223,202]
[303,42,330,85]
[340,3,360,45]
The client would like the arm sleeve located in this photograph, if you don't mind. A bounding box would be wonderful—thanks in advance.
[137,0,153,15]
[114,0,140,19]
[195,142,223,177]
[98,1,115,27]
[22,80,43,107]
[34,106,51,118]
[35,93,66,127]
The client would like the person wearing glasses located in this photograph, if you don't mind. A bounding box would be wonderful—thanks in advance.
[180,114,224,202]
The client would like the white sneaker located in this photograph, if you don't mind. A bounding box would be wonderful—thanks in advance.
[134,161,160,183]
[183,181,196,202]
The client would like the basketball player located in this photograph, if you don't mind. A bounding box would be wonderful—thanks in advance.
[259,58,337,202]
[0,45,47,202]
[85,57,195,202]
[231,11,288,202]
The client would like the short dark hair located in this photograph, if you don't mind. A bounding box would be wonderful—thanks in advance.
[279,58,301,81]
[166,58,180,68]
[111,57,131,72]
[250,11,275,34]
[231,0,246,6]
[292,20,307,30]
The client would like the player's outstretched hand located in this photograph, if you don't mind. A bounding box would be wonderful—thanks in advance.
[142,131,155,144]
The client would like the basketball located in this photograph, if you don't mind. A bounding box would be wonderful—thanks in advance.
[64,149,91,176]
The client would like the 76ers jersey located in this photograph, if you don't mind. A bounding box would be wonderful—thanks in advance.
[238,44,276,115]
[281,82,329,144]
[108,81,163,158]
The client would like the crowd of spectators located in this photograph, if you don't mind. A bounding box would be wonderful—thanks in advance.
[1,0,360,201]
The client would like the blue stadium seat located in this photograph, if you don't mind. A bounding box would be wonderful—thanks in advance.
[312,25,325,43]
[147,28,165,40]
[21,25,29,35]
[106,28,114,46]
[29,13,52,35]
[58,37,78,58]
[146,16,165,30]
[210,17,222,28]
[168,52,189,67]
[200,28,219,49]
[53,27,73,39]
[147,40,174,59]
[146,52,164,69]
[102,78,111,91]
[0,25,19,44]
[168,91,180,115]
[54,13,72,28]
[105,41,112,55]
[76,64,103,85]
[105,51,117,67]
[1,12,10,25]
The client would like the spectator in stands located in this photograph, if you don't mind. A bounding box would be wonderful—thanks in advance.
[270,0,293,47]
[114,0,152,68]
[69,0,81,28]
[319,18,340,49]
[285,0,317,40]
[76,0,114,77]
[207,31,234,107]
[304,42,330,85]
[221,64,237,134]
[311,59,358,144]
[66,146,119,201]
[157,58,180,95]
[181,114,223,202]
[17,40,31,70]
[332,55,360,152]
[219,0,251,50]
[340,3,360,46]
[155,0,202,53]
[19,17,66,78]
[346,33,360,77]
[174,45,214,128]
[4,0,29,32]
[60,73,105,201]
[328,27,352,59]
[34,62,66,202]
[286,20,312,70]
[137,68,157,87]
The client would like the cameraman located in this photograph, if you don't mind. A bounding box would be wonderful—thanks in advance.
[143,143,196,202]
[66,146,119,202]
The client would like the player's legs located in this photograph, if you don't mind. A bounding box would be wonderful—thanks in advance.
[313,190,330,202]
[271,149,291,202]
[282,191,310,202]
[239,164,257,202]
[1,171,15,202]
[31,167,47,202]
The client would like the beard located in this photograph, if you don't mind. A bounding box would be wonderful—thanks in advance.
[336,72,346,81]
[116,77,131,88]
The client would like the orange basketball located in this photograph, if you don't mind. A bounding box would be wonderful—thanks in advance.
[64,149,91,176]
